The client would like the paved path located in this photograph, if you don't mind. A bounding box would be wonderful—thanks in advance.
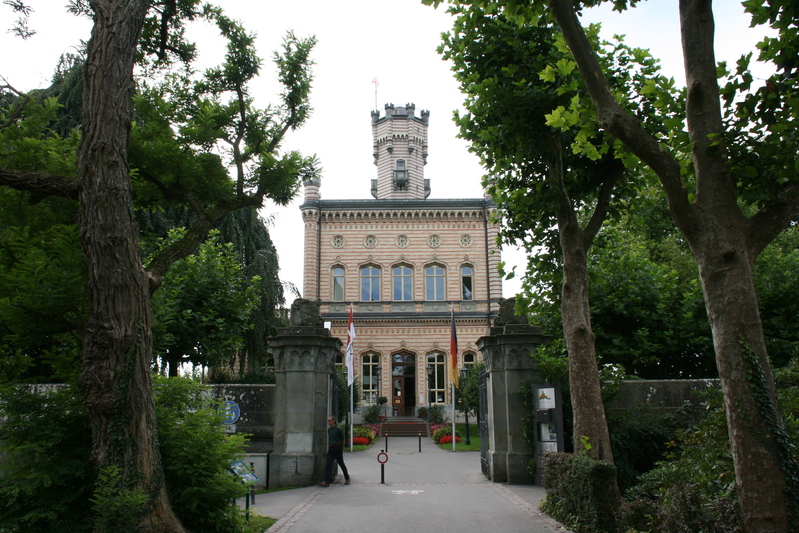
[240,436,569,533]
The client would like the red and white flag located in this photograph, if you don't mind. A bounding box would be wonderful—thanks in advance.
[345,305,355,385]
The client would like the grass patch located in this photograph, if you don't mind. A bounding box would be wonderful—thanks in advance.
[242,514,276,532]
[254,485,302,495]
[436,423,482,451]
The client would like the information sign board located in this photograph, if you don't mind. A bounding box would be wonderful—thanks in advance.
[230,460,259,483]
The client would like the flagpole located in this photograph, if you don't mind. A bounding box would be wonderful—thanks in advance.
[347,303,355,452]
[451,303,457,452]
[350,382,354,452]
[452,381,456,452]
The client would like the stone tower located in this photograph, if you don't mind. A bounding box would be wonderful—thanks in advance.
[370,103,430,200]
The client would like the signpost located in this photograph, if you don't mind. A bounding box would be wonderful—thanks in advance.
[229,460,259,522]
[532,382,565,485]
[219,400,240,434]
[377,450,388,484]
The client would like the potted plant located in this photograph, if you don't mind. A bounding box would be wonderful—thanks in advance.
[378,396,388,422]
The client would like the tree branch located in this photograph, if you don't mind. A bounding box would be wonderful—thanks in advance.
[748,183,799,257]
[0,77,31,130]
[547,0,698,238]
[679,0,736,208]
[584,159,624,244]
[145,192,263,291]
[0,165,79,200]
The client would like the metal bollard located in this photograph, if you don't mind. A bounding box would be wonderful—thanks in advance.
[418,433,422,453]
[378,449,388,484]
[266,452,270,490]
[384,432,388,452]
[250,462,256,503]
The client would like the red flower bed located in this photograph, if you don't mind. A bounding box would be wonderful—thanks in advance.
[439,435,461,444]
[352,437,371,446]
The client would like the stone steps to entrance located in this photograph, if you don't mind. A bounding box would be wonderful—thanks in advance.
[380,418,428,437]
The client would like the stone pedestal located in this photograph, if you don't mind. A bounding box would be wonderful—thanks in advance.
[268,300,342,487]
[477,299,551,484]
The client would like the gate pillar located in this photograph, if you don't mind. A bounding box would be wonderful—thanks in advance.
[477,298,551,484]
[268,299,341,487]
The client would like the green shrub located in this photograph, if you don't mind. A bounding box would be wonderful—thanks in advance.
[91,466,148,533]
[622,388,743,532]
[154,376,249,533]
[361,403,380,424]
[0,379,250,533]
[352,425,374,440]
[541,452,620,533]
[428,404,445,424]
[608,409,676,491]
[416,406,429,420]
[0,385,94,533]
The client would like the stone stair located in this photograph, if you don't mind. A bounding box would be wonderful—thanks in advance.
[381,417,428,437]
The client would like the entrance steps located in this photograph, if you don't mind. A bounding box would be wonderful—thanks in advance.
[381,417,428,437]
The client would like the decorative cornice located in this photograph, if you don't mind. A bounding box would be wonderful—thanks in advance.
[301,209,320,222]
[318,208,488,223]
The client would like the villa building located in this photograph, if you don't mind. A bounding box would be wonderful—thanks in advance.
[300,103,502,415]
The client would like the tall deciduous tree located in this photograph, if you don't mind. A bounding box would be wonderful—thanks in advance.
[151,230,259,377]
[439,5,665,471]
[0,1,317,530]
[432,1,799,530]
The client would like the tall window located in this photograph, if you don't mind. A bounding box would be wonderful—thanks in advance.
[362,353,381,404]
[427,352,446,404]
[332,266,345,301]
[461,265,473,301]
[425,265,445,301]
[394,159,408,191]
[361,266,381,301]
[393,265,413,301]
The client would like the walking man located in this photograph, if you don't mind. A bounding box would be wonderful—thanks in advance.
[320,415,350,487]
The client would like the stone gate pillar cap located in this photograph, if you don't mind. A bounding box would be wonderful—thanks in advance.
[289,298,323,327]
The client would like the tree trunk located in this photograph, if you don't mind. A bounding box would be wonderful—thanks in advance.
[691,213,789,533]
[558,218,614,464]
[76,1,185,532]
[168,356,179,378]
[550,139,619,468]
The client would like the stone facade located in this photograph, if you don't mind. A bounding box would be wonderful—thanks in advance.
[300,104,503,415]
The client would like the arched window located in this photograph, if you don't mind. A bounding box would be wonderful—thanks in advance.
[427,352,446,404]
[360,266,381,301]
[332,266,345,301]
[461,265,473,301]
[425,264,445,301]
[392,264,413,301]
[463,352,475,368]
[362,353,381,404]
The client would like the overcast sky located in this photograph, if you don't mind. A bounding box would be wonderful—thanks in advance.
[1,1,770,299]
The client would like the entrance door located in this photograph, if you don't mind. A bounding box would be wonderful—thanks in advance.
[391,352,416,416]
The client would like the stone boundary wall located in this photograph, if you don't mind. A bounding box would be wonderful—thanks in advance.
[208,384,275,454]
[606,379,720,414]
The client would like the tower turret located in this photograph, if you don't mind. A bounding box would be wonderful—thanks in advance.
[371,103,430,199]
